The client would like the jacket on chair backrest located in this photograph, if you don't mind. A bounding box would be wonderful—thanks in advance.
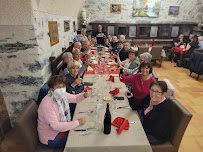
[188,51,203,74]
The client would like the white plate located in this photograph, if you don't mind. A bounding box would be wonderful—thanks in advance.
[90,57,96,60]
[108,61,116,65]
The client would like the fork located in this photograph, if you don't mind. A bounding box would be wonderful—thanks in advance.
[78,110,94,114]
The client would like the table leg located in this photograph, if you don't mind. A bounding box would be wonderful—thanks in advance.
[179,54,182,67]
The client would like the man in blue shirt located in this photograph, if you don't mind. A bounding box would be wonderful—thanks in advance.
[73,29,88,42]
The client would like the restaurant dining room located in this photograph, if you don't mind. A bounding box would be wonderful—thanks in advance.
[0,0,203,152]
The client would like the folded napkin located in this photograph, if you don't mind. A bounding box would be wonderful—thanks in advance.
[84,86,92,92]
[87,66,93,72]
[109,88,120,96]
[91,51,95,54]
[111,117,129,134]
[148,45,152,48]
[106,75,115,82]
[135,45,140,48]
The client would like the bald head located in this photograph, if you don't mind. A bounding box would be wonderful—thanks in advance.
[74,42,82,51]
[119,35,125,42]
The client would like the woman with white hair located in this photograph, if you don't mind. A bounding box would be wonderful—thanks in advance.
[60,52,73,75]
[139,52,152,63]
[65,60,84,94]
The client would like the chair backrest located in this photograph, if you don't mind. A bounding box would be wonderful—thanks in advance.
[13,99,38,152]
[137,46,149,57]
[169,97,192,151]
[163,78,175,98]
[194,48,203,53]
[150,46,163,60]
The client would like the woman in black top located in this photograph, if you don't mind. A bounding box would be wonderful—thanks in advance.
[182,35,199,67]
[128,81,171,145]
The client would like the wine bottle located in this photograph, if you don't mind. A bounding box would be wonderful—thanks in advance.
[104,103,111,134]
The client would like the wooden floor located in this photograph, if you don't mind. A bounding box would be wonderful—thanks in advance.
[0,60,203,152]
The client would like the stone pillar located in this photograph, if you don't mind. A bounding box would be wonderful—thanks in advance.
[0,89,11,143]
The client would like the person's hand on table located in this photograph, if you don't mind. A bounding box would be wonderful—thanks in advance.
[78,117,86,125]
[83,92,88,98]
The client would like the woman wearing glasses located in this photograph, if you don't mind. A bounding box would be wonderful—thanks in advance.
[128,81,171,145]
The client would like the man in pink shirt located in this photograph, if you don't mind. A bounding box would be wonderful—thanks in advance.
[38,75,88,148]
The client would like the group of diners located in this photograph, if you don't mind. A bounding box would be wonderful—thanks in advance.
[37,24,171,148]
[172,33,203,67]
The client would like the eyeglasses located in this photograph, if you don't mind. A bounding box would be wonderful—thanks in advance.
[150,89,162,95]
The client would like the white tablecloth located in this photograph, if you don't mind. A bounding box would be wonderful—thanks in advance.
[64,75,152,152]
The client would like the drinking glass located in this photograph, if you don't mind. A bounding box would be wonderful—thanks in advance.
[112,98,117,114]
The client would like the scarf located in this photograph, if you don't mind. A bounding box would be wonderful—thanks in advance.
[48,90,71,122]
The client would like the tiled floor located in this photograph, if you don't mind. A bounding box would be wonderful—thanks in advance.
[0,60,203,152]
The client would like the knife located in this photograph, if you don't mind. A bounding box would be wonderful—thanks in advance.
[74,128,97,131]
[117,106,130,109]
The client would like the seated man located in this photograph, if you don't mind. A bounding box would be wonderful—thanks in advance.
[110,36,118,49]
[112,41,128,62]
[198,36,203,49]
[119,35,125,43]
[173,34,186,61]
[73,42,82,51]
[81,40,91,58]
[73,29,88,42]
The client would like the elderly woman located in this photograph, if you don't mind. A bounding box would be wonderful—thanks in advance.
[128,81,171,145]
[120,62,155,101]
[72,48,83,67]
[66,60,84,94]
[38,75,87,148]
[117,49,140,75]
[60,52,73,75]
[139,52,152,64]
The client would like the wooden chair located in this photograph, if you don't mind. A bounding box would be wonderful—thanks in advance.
[13,99,63,152]
[150,46,163,67]
[152,97,192,152]
[137,46,149,57]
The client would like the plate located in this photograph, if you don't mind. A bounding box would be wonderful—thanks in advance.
[108,61,116,65]
[90,60,98,65]
[90,56,96,60]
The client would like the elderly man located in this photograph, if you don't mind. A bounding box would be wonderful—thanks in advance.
[81,40,91,58]
[73,29,88,42]
[113,41,128,62]
[185,34,194,45]
[93,24,106,37]
[119,35,125,42]
[74,42,82,50]
[110,36,118,48]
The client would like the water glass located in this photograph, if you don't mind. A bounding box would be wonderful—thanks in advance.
[112,98,117,114]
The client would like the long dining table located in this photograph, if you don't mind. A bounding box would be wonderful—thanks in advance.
[64,48,152,152]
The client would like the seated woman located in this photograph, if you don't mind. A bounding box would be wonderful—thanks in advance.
[198,36,203,49]
[72,48,83,67]
[59,52,73,75]
[91,37,97,47]
[182,35,199,67]
[117,49,140,75]
[66,60,84,94]
[139,52,152,64]
[120,62,155,102]
[127,81,171,145]
[38,75,87,148]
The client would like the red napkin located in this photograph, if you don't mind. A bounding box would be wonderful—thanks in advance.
[84,86,92,92]
[135,45,140,48]
[111,117,129,134]
[91,51,95,54]
[59,131,69,138]
[109,88,120,96]
[106,75,115,82]
[148,45,152,48]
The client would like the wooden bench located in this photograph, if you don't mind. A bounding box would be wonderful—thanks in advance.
[131,40,173,49]
[49,42,74,76]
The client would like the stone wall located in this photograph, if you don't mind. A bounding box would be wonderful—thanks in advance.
[0,0,83,122]
[84,0,202,26]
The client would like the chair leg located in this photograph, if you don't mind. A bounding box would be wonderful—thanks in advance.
[189,72,192,76]
[171,51,174,63]
[196,75,199,80]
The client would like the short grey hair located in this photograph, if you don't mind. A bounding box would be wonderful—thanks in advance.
[67,60,80,70]
[62,52,72,61]
[140,52,152,62]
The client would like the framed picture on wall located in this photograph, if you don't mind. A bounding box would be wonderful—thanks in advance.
[48,21,59,46]
[168,6,180,15]
[64,20,70,32]
[73,21,76,32]
[110,4,122,13]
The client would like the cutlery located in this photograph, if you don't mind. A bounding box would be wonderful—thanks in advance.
[78,110,94,114]
[117,106,130,109]
[74,128,97,131]
[129,122,135,124]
